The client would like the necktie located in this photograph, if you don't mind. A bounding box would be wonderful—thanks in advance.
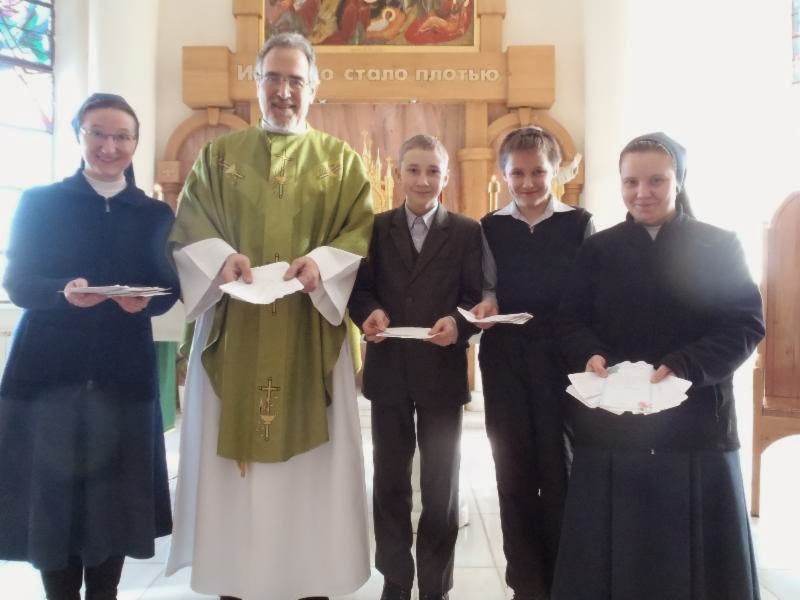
[411,216,426,252]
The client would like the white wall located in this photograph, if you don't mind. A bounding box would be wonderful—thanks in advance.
[502,0,585,155]
[54,0,161,191]
[582,0,799,274]
[154,0,237,161]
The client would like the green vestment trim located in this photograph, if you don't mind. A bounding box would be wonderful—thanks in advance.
[170,126,373,462]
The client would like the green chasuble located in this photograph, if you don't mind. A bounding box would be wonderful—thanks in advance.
[170,126,373,462]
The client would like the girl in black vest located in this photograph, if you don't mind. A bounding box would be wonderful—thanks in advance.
[471,127,593,600]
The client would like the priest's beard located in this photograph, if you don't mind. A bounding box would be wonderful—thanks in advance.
[260,116,307,135]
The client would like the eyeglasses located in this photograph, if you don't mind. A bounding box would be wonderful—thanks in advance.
[80,128,137,145]
[254,72,309,91]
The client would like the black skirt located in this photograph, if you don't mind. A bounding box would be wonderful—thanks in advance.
[0,384,172,570]
[553,448,760,600]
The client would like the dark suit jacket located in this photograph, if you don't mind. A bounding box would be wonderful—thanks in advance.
[349,204,482,407]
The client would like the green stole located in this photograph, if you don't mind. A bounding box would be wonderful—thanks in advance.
[170,126,373,462]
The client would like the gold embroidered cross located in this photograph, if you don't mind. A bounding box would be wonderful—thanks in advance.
[272,148,294,199]
[257,377,280,441]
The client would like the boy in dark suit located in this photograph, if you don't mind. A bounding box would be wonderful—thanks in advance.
[349,134,482,600]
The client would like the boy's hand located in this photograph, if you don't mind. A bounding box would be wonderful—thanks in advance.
[470,299,498,330]
[427,316,457,347]
[363,309,390,343]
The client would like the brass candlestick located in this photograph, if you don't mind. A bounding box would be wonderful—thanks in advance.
[488,175,500,212]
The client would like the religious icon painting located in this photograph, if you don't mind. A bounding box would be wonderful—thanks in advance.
[263,0,477,48]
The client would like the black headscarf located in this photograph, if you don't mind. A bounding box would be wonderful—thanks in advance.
[72,93,139,185]
[622,131,694,218]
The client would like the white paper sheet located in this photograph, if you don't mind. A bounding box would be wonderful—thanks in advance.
[218,262,304,304]
[67,285,171,297]
[567,361,692,415]
[375,327,437,340]
[457,306,533,325]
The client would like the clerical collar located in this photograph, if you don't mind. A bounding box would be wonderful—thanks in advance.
[82,171,126,199]
[260,118,309,135]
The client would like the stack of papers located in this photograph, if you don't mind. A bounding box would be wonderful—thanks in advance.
[375,327,437,340]
[68,285,171,297]
[219,262,303,304]
[566,361,692,415]
[457,307,533,325]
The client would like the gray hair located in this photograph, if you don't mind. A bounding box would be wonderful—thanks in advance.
[256,32,320,88]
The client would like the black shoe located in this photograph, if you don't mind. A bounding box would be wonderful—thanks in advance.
[380,580,412,600]
[421,594,449,600]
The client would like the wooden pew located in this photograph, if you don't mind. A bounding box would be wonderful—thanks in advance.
[751,191,800,517]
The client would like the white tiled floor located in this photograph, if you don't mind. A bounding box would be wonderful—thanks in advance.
[2,366,799,599]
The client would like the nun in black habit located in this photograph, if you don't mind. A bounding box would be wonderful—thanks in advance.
[553,132,764,600]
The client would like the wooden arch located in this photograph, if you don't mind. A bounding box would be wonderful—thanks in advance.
[157,107,249,210]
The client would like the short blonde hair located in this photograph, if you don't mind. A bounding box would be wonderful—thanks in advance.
[398,134,449,169]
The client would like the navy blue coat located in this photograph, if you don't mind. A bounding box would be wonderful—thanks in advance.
[1,171,179,399]
[0,171,179,569]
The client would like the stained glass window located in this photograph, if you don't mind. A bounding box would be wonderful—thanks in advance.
[0,0,54,301]
[794,0,799,83]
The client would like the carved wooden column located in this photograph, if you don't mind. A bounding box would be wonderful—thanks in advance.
[459,103,493,220]
[455,0,508,218]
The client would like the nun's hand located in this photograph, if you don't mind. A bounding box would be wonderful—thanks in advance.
[651,364,674,383]
[64,278,106,308]
[586,354,608,378]
[112,295,151,314]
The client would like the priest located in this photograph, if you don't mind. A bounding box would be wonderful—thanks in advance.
[165,32,373,600]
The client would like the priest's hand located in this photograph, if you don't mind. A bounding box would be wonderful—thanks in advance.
[220,253,252,283]
[586,354,608,378]
[363,309,390,343]
[470,298,499,330]
[63,278,106,308]
[428,316,457,346]
[112,295,151,314]
[285,255,320,292]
